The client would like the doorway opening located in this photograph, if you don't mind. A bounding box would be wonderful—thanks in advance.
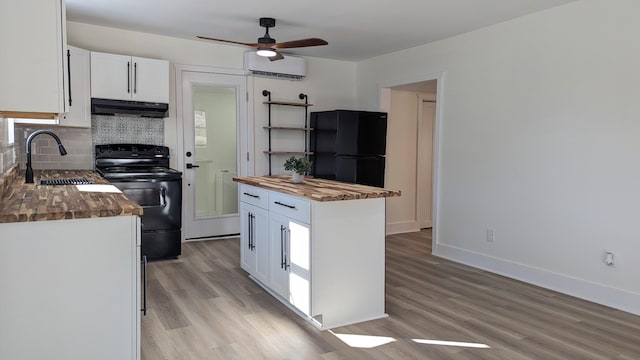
[379,75,441,252]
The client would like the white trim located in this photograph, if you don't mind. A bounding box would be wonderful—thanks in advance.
[377,72,444,89]
[434,243,640,316]
[173,65,185,175]
[432,75,445,254]
[173,64,245,76]
[246,76,255,175]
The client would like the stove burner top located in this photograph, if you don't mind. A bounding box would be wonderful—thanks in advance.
[97,167,182,181]
[95,144,182,181]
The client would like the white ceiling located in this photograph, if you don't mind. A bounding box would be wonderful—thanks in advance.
[66,0,576,62]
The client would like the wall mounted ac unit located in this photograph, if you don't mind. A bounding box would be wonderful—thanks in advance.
[243,52,306,80]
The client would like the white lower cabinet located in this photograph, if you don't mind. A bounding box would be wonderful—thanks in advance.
[240,202,269,285]
[268,212,311,316]
[238,183,386,329]
[0,216,141,360]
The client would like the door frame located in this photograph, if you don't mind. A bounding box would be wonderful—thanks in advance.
[416,93,436,229]
[378,72,444,248]
[174,64,254,241]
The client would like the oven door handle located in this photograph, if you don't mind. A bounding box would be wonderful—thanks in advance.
[160,188,166,207]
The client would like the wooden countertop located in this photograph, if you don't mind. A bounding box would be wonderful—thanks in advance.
[233,175,401,202]
[0,166,143,223]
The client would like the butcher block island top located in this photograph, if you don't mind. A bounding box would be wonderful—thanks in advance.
[233,175,401,201]
[0,166,142,223]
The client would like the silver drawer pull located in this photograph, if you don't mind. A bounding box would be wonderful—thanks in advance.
[243,192,260,199]
[274,201,296,209]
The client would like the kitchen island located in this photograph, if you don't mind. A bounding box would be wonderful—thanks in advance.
[0,166,142,360]
[233,175,400,329]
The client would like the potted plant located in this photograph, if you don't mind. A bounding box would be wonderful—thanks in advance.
[283,156,312,183]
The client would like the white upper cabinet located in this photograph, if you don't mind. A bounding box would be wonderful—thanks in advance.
[0,0,68,117]
[91,51,169,103]
[60,46,91,127]
[133,56,170,103]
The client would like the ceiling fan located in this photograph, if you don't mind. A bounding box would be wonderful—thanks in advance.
[197,17,328,61]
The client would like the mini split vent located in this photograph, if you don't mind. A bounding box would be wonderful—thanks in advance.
[243,52,306,80]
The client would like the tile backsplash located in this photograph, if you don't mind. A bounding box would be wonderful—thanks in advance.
[92,115,164,147]
[11,114,164,171]
[14,124,93,170]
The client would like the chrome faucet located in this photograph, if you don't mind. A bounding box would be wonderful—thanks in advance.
[25,130,68,183]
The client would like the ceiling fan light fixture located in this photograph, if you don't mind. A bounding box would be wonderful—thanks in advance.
[256,48,277,57]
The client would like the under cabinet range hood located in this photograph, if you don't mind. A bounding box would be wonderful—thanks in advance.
[91,98,169,118]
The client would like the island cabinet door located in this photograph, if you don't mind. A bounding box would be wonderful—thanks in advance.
[239,202,269,284]
[268,212,311,316]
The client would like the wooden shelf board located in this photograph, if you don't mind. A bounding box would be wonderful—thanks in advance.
[264,126,314,131]
[263,101,313,107]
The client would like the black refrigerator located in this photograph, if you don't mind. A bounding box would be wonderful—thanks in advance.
[310,110,387,187]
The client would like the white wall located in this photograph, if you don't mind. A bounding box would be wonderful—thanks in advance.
[357,0,640,315]
[251,59,356,176]
[66,21,357,174]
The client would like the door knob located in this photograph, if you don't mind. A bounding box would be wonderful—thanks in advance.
[186,163,200,169]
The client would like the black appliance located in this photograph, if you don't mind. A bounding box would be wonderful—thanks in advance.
[91,98,169,118]
[95,144,182,260]
[310,110,387,187]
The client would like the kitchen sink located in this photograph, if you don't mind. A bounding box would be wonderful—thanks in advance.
[39,178,94,185]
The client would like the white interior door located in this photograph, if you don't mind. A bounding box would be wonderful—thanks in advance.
[181,71,246,239]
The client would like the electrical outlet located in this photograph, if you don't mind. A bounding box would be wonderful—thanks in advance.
[486,228,495,242]
[602,251,615,266]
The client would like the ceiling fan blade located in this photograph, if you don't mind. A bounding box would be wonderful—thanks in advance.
[273,38,328,49]
[268,52,285,62]
[197,35,260,48]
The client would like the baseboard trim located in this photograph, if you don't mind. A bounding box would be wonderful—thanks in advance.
[433,243,640,316]
[386,221,420,235]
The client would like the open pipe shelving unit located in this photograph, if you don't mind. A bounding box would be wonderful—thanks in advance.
[262,90,313,175]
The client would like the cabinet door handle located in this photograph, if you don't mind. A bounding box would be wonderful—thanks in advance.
[127,61,131,94]
[250,213,255,250]
[285,229,291,270]
[243,192,260,199]
[247,212,252,250]
[141,255,148,315]
[134,62,137,94]
[275,201,296,210]
[66,49,72,106]
[251,214,256,250]
[280,225,286,269]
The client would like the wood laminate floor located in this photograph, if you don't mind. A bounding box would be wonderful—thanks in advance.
[141,230,640,359]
